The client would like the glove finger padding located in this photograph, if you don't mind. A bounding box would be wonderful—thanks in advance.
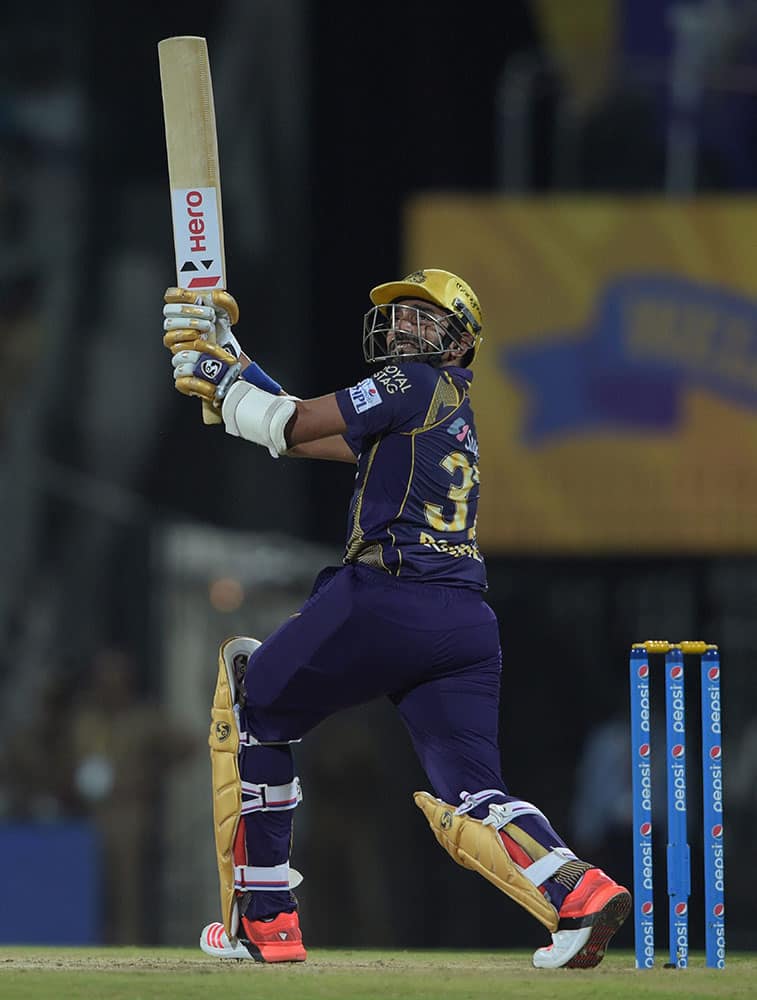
[164,302,216,323]
[163,303,215,345]
[176,376,220,404]
[173,340,240,404]
[204,289,240,325]
[163,287,241,362]
[164,286,202,305]
[163,287,240,326]
[163,325,212,354]
[185,340,238,365]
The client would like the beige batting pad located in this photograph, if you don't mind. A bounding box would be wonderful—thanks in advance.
[414,791,559,932]
[208,646,242,937]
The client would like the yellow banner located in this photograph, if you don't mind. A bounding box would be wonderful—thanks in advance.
[405,196,757,552]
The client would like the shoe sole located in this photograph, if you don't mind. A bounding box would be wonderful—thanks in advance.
[563,890,632,969]
[243,940,307,963]
[200,924,306,963]
[201,937,305,963]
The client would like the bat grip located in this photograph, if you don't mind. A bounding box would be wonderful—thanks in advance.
[202,399,223,425]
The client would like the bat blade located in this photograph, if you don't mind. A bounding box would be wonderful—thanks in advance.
[159,35,226,425]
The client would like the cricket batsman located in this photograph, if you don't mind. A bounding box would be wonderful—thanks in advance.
[163,268,631,968]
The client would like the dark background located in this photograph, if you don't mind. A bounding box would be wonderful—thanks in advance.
[1,0,755,953]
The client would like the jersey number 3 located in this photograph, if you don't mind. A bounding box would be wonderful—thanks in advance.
[424,451,479,536]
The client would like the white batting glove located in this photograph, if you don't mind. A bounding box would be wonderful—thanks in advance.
[203,291,242,356]
[162,288,243,356]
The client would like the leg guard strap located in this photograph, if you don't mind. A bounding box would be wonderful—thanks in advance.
[241,778,302,814]
[519,847,578,885]
[481,799,578,885]
[234,862,304,892]
[240,732,302,747]
[479,797,547,827]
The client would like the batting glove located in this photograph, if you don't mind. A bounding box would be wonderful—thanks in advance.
[172,341,242,405]
[162,287,242,356]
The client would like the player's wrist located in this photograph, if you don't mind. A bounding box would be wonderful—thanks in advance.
[241,362,282,395]
[222,381,296,458]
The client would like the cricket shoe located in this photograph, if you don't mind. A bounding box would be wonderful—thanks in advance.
[532,868,631,969]
[200,911,307,963]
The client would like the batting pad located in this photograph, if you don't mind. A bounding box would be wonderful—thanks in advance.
[414,791,559,932]
[209,637,256,939]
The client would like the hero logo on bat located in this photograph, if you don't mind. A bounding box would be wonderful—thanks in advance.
[171,187,223,288]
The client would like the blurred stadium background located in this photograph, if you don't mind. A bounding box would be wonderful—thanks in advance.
[1,0,755,956]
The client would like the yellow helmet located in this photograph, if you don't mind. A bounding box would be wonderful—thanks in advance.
[367,268,483,365]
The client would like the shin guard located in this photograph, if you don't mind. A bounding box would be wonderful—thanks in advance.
[208,637,252,938]
[209,637,303,939]
[414,791,559,932]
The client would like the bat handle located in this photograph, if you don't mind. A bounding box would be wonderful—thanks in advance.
[202,400,223,425]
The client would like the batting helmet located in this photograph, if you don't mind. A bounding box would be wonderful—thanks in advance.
[368,268,483,365]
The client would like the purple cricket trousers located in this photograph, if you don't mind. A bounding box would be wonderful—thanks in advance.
[239,562,506,919]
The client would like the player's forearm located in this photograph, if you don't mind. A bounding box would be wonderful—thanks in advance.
[285,395,348,447]
[165,292,339,460]
[286,436,357,463]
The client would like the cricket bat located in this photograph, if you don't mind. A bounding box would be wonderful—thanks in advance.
[158,35,226,425]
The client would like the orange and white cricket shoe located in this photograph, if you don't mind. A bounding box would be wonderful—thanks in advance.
[532,868,631,969]
[200,911,307,963]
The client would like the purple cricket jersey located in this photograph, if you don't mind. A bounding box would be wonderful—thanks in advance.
[335,361,487,590]
[240,364,581,925]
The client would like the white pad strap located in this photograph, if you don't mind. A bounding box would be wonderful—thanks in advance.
[482,798,548,828]
[455,789,506,815]
[455,791,546,827]
[455,794,578,886]
[520,847,578,886]
[239,730,302,747]
[240,778,302,814]
[234,862,304,892]
[222,381,297,458]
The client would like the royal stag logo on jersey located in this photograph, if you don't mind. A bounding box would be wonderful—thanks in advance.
[373,365,412,394]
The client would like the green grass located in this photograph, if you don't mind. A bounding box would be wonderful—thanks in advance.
[1,947,753,1000]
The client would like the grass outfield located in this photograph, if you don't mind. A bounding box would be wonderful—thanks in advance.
[1,948,754,1000]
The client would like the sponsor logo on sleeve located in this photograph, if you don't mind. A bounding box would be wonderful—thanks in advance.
[373,365,412,394]
[448,416,479,459]
[349,378,382,413]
